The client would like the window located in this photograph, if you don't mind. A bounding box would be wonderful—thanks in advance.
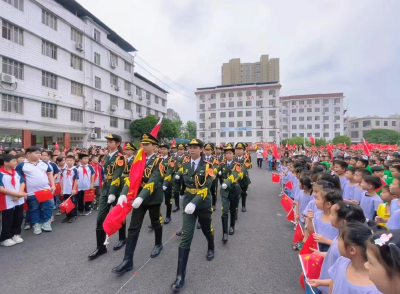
[237,101,243,107]
[334,107,340,112]
[210,122,216,128]
[237,121,243,127]
[124,61,132,73]
[292,133,297,137]
[256,121,263,127]
[41,102,57,118]
[246,131,252,137]
[306,99,312,104]
[2,21,23,45]
[110,74,118,87]
[246,111,252,117]
[392,121,397,127]
[210,113,216,119]
[42,40,57,59]
[299,100,304,105]
[229,112,234,118]
[246,91,251,96]
[136,104,142,113]
[70,108,83,122]
[292,117,297,121]
[269,90,276,96]
[299,117,305,121]
[229,92,234,97]
[110,95,118,107]
[2,58,23,80]
[220,112,226,118]
[334,115,340,121]
[246,121,252,127]
[155,96,159,104]
[256,131,263,137]
[314,133,320,137]
[323,100,329,105]
[307,108,312,113]
[256,110,263,116]
[3,0,23,11]
[124,81,131,91]
[323,124,329,129]
[283,133,288,138]
[220,102,226,108]
[269,130,276,136]
[307,116,312,121]
[70,54,83,70]
[94,76,101,89]
[124,100,131,110]
[42,9,57,30]
[283,126,288,131]
[351,131,359,138]
[211,94,215,99]
[110,117,118,128]
[299,108,304,113]
[229,121,234,127]
[323,116,329,121]
[299,133,304,138]
[282,118,288,123]
[256,100,263,107]
[323,133,329,138]
[323,107,329,113]
[229,131,235,137]
[283,102,288,107]
[315,124,320,129]
[136,87,142,96]
[269,100,276,106]
[229,102,234,107]
[220,93,226,98]
[315,116,320,120]
[363,120,371,127]
[94,28,101,42]
[315,108,320,112]
[315,99,320,104]
[237,111,243,117]
[299,125,305,130]
[199,113,205,119]
[246,101,252,106]
[220,122,226,127]
[237,91,243,97]
[71,28,83,43]
[211,132,216,138]
[200,132,205,138]
[220,132,226,137]
[307,125,312,129]
[94,52,101,66]
[384,121,388,126]
[42,71,57,89]
[334,98,340,104]
[334,132,340,137]
[334,124,340,129]
[292,109,297,113]
[351,122,359,128]
[162,99,166,107]
[110,52,118,65]
[210,103,216,109]
[282,110,288,115]
[95,99,101,112]
[292,101,297,105]
[269,120,276,127]
[124,119,131,129]
[199,104,205,110]
[2,94,23,114]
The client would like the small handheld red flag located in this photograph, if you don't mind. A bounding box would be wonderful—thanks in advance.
[285,181,293,190]
[34,189,53,203]
[299,254,324,280]
[286,208,295,222]
[309,135,315,145]
[299,233,319,255]
[122,142,126,151]
[293,222,305,243]
[23,201,28,211]
[171,138,176,147]
[53,183,61,196]
[84,189,96,202]
[280,194,294,213]
[60,197,75,214]
[54,142,59,149]
[362,138,370,156]
[299,272,306,290]
[272,173,281,183]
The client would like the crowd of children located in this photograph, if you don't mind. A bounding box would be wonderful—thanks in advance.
[279,150,400,294]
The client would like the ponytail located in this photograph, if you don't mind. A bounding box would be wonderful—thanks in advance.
[117,145,123,155]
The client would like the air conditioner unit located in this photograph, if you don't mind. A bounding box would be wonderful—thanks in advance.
[111,105,118,112]
[0,73,15,84]
[208,116,212,119]
[259,95,263,98]
[110,62,117,68]
[208,97,211,100]
[209,126,212,129]
[202,119,205,121]
[114,85,120,91]
[128,91,132,96]
[260,116,264,119]
[147,100,151,105]
[76,42,84,51]
[139,96,143,100]
[139,113,143,117]
[273,116,277,118]
[90,133,97,139]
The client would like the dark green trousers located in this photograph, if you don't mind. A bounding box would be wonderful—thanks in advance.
[96,193,126,240]
[180,207,213,249]
[221,193,239,218]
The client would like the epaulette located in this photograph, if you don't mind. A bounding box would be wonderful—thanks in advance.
[118,153,124,157]
[204,160,212,165]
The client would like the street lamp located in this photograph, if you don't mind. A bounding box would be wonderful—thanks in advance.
[303,127,307,148]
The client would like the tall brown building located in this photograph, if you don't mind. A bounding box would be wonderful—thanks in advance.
[221,55,280,85]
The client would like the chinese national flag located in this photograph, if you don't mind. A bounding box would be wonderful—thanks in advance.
[272,173,281,183]
[34,189,53,203]
[60,197,75,214]
[375,178,387,195]
[285,181,293,190]
[362,138,370,156]
[286,208,295,222]
[293,222,304,243]
[53,183,61,196]
[280,194,294,213]
[171,138,176,147]
[309,135,315,144]
[84,189,95,202]
[300,233,319,255]
[299,254,324,280]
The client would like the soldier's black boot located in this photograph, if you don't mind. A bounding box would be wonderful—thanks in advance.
[164,204,172,224]
[229,211,236,235]
[206,234,215,261]
[222,216,228,243]
[242,197,246,212]
[150,227,163,258]
[175,229,182,236]
[111,235,138,274]
[88,230,107,260]
[172,192,180,212]
[197,222,201,229]
[171,247,190,292]
[113,223,127,251]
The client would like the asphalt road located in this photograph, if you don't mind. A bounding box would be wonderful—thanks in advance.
[0,158,302,294]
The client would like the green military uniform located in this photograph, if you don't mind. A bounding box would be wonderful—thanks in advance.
[171,138,215,292]
[215,146,225,185]
[235,142,252,213]
[89,134,127,260]
[204,143,220,210]
[219,143,242,243]
[159,143,173,224]
[112,133,165,275]
[170,144,190,213]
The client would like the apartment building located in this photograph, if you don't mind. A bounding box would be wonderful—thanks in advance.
[0,0,167,148]
[195,82,282,145]
[166,108,181,121]
[221,54,280,85]
[280,93,345,141]
[346,115,400,143]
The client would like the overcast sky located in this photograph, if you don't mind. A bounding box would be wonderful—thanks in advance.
[78,0,399,123]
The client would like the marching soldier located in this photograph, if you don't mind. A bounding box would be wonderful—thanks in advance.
[159,143,173,224]
[215,145,225,186]
[203,143,219,211]
[111,133,164,275]
[88,134,127,260]
[171,143,178,157]
[171,139,215,292]
[123,142,137,172]
[235,142,252,213]
[219,143,242,242]
[171,144,189,213]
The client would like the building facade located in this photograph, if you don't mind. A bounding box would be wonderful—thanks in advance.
[0,0,167,148]
[221,54,279,85]
[195,82,282,146]
[280,93,345,141]
[166,108,181,121]
[346,115,400,143]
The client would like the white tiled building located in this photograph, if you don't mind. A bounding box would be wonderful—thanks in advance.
[195,82,282,145]
[280,93,345,141]
[0,0,167,148]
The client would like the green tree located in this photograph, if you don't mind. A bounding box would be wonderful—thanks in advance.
[332,135,351,146]
[159,118,181,139]
[281,137,310,147]
[183,121,197,139]
[314,138,327,147]
[129,115,158,139]
[364,129,400,144]
[171,120,183,138]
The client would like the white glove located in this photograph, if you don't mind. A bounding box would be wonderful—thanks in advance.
[218,171,222,175]
[117,195,127,207]
[184,203,196,214]
[107,194,116,204]
[222,183,227,190]
[175,175,180,180]
[132,197,143,209]
[163,186,167,191]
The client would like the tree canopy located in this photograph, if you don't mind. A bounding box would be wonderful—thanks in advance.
[281,137,310,147]
[129,115,181,140]
[363,129,400,144]
[332,135,351,146]
[182,120,197,139]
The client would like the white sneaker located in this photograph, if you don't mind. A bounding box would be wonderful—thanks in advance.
[12,235,24,244]
[84,210,91,216]
[55,211,62,216]
[33,223,42,235]
[50,215,55,222]
[1,239,17,247]
[41,221,52,232]
[24,223,31,230]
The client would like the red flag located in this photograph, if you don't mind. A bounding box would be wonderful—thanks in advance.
[60,197,75,214]
[286,142,289,149]
[53,183,61,196]
[64,148,67,153]
[286,208,295,222]
[309,135,315,144]
[299,273,306,290]
[171,138,176,147]
[34,189,53,203]
[54,142,59,149]
[362,138,370,156]
[272,173,281,183]
[122,142,126,151]
[299,233,319,255]
[23,201,28,211]
[285,181,293,190]
[273,143,280,159]
[262,149,268,158]
[280,194,294,213]
[293,222,304,243]
[0,193,6,211]
[84,189,95,202]
[299,254,324,280]
[150,117,163,137]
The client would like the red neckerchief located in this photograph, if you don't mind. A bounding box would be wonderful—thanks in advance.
[90,163,102,186]
[67,169,72,178]
[0,167,16,187]
[81,165,88,178]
